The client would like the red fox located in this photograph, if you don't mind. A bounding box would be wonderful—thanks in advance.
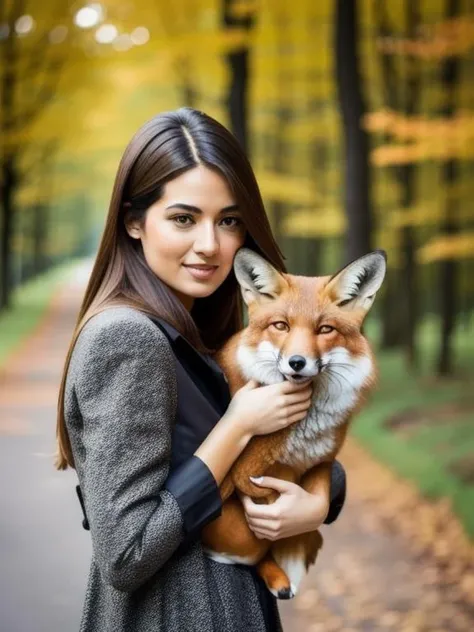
[201,247,387,599]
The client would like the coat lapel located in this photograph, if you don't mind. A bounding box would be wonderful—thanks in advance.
[150,317,231,410]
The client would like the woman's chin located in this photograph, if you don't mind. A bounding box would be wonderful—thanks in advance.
[174,282,219,301]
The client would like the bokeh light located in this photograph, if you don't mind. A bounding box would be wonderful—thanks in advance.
[95,24,118,44]
[130,27,150,46]
[74,4,104,29]
[49,25,68,45]
[15,15,35,36]
[112,33,133,52]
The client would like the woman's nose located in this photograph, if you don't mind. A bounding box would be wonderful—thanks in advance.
[194,224,219,256]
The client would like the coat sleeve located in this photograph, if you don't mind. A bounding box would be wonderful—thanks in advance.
[323,460,347,525]
[72,313,220,593]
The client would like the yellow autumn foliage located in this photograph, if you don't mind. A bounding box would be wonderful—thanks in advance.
[283,209,346,237]
[256,171,324,205]
[376,15,474,59]
[418,233,474,262]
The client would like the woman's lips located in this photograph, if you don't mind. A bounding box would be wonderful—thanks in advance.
[183,265,218,280]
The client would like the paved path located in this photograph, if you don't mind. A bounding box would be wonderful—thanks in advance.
[1,265,474,632]
[279,440,474,631]
[0,265,91,632]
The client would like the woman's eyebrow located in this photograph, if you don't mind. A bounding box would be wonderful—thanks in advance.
[165,203,240,214]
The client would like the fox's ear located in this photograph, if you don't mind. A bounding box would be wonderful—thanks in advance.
[233,248,287,305]
[326,250,387,313]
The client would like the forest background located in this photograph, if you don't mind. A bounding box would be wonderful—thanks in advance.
[1,0,474,538]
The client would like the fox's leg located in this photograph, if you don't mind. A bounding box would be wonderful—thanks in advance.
[256,551,292,599]
[201,495,271,565]
[228,435,278,498]
[300,461,333,500]
[219,474,235,502]
[234,460,299,499]
[256,462,331,598]
[260,530,324,599]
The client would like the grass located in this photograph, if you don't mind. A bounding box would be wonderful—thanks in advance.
[354,317,474,537]
[0,262,79,368]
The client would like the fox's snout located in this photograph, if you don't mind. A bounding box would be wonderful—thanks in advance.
[287,355,324,373]
[280,352,324,381]
[288,355,306,372]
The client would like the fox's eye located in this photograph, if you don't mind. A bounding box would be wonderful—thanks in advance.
[318,325,334,335]
[272,321,289,332]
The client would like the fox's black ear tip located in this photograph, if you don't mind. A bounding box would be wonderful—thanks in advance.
[373,249,387,262]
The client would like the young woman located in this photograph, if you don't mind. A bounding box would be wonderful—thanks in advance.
[56,108,346,632]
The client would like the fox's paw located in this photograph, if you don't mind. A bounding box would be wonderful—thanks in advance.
[273,585,296,600]
[256,554,294,600]
[267,578,296,600]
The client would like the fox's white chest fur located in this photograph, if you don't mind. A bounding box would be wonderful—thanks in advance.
[236,342,373,470]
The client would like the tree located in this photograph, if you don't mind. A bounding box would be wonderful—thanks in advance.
[372,0,422,368]
[0,1,66,308]
[222,0,255,153]
[334,0,372,263]
[437,0,461,375]
[366,6,472,376]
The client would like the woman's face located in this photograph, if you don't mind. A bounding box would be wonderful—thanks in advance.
[126,165,246,310]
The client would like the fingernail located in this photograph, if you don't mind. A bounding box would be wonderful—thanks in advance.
[249,476,263,483]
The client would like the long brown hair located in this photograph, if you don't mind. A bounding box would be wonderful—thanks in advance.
[56,107,286,470]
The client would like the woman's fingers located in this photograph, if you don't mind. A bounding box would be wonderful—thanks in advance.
[247,517,279,532]
[288,401,312,415]
[285,390,312,406]
[242,498,279,520]
[251,529,278,541]
[288,411,308,423]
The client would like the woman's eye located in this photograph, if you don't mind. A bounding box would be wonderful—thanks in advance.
[318,325,334,334]
[172,215,194,226]
[272,321,289,332]
[220,216,242,229]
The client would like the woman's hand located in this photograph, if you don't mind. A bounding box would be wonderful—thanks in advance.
[225,379,313,439]
[240,476,330,541]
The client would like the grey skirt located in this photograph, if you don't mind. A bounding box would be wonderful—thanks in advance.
[79,540,283,632]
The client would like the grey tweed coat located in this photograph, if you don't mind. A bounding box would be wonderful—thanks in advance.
[64,307,346,632]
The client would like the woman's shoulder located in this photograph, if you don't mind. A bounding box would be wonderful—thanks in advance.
[72,307,173,368]
[82,306,159,335]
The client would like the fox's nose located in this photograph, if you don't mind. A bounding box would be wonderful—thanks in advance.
[289,355,306,372]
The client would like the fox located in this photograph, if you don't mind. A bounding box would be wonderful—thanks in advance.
[201,247,387,599]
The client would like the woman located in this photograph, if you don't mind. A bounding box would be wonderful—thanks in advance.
[56,107,346,632]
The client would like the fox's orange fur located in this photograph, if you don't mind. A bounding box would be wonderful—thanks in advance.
[201,248,387,598]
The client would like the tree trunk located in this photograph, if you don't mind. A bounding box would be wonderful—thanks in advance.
[398,0,421,369]
[380,272,404,347]
[272,108,291,246]
[334,0,372,263]
[374,1,421,356]
[0,18,16,311]
[303,140,327,276]
[0,156,16,309]
[33,202,48,275]
[400,164,418,368]
[437,0,460,376]
[269,13,291,250]
[222,0,254,154]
